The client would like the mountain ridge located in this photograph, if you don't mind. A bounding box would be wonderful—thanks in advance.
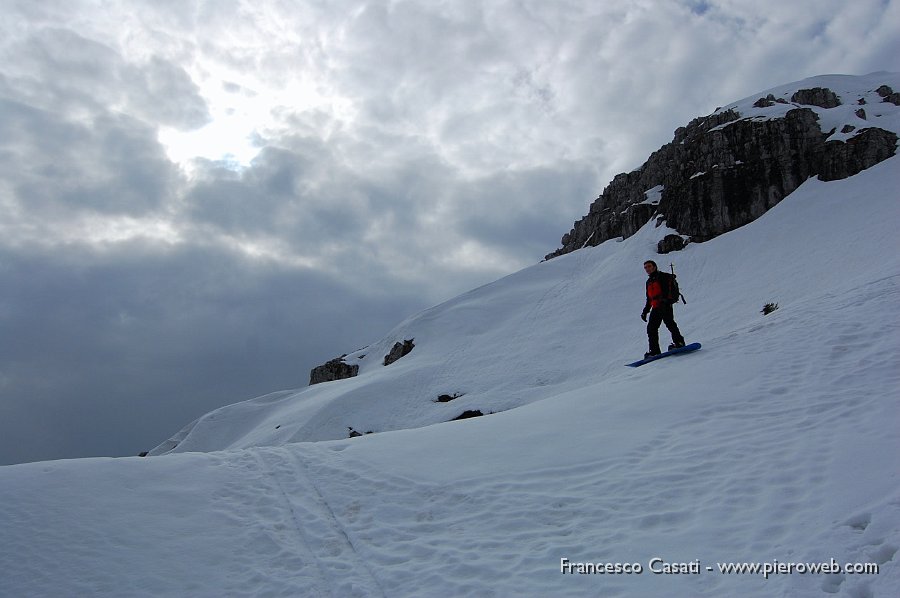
[545,71,899,259]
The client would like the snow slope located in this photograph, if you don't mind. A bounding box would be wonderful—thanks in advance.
[143,71,900,457]
[1,74,899,597]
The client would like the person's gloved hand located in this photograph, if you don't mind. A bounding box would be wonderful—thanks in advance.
[641,309,649,322]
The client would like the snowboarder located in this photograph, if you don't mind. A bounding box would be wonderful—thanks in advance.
[640,260,686,358]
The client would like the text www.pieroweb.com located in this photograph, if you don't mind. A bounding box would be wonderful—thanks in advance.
[560,557,880,578]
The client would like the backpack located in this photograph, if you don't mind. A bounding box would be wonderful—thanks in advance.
[668,273,687,304]
[660,272,687,305]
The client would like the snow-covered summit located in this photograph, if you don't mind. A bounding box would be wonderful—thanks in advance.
[716,71,900,142]
[549,72,900,259]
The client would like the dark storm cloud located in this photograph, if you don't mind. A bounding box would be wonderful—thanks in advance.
[2,27,210,129]
[180,132,552,289]
[0,21,206,237]
[184,142,379,250]
[0,95,178,219]
[0,243,427,465]
[454,165,599,260]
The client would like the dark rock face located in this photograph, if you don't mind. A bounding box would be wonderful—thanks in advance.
[662,108,826,242]
[383,339,415,366]
[309,356,359,385]
[548,109,741,259]
[753,94,789,108]
[451,410,484,421]
[546,85,898,260]
[877,85,900,106]
[820,127,898,182]
[436,392,464,403]
[791,87,842,108]
[657,234,688,254]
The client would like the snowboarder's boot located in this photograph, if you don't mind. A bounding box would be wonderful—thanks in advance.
[644,350,661,359]
[668,341,686,350]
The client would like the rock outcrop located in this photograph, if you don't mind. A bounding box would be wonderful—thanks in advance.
[661,107,828,242]
[546,83,898,260]
[790,87,842,108]
[877,85,900,106]
[309,356,359,385]
[820,127,898,182]
[383,339,415,366]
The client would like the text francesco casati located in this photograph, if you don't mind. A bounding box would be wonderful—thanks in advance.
[560,557,880,578]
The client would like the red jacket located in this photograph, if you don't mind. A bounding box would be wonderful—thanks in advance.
[645,272,676,310]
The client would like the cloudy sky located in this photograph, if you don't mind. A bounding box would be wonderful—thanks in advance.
[1,0,897,465]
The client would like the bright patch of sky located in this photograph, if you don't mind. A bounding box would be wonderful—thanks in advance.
[157,67,339,171]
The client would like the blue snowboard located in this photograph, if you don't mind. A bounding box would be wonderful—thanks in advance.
[625,342,701,367]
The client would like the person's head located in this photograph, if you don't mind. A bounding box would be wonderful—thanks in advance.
[643,260,658,274]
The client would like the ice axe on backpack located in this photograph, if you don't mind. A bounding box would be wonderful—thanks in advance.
[669,263,687,304]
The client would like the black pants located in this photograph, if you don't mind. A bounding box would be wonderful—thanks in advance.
[647,304,685,354]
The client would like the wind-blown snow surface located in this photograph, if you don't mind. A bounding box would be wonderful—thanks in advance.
[3,84,900,597]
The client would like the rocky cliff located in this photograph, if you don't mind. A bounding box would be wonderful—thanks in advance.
[309,356,359,385]
[546,74,899,259]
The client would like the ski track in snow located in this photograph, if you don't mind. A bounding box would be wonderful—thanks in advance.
[250,448,387,597]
